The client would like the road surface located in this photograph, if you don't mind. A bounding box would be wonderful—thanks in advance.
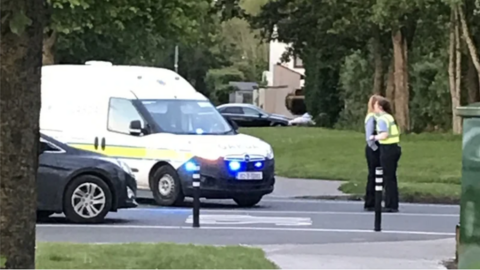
[36,196,458,246]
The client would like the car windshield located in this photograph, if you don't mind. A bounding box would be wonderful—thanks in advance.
[140,99,233,135]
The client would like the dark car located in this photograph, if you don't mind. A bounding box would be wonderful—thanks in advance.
[37,133,137,223]
[217,103,291,127]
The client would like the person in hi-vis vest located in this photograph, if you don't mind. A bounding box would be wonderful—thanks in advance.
[369,97,402,212]
[363,95,382,211]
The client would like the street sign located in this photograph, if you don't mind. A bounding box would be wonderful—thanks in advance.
[185,214,312,226]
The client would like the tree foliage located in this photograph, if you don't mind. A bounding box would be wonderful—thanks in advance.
[47,0,215,64]
[250,0,479,132]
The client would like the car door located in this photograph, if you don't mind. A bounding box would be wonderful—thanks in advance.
[101,97,151,189]
[222,106,248,127]
[37,139,68,211]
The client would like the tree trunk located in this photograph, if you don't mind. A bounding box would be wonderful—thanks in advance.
[372,26,384,95]
[385,58,395,112]
[0,0,44,268]
[448,8,463,134]
[458,3,480,88]
[466,53,480,103]
[454,8,462,133]
[392,29,410,132]
[448,9,456,113]
[42,31,56,65]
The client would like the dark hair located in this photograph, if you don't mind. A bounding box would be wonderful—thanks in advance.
[377,98,394,115]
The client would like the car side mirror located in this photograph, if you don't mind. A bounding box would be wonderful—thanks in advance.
[227,118,238,131]
[258,113,264,118]
[129,120,144,136]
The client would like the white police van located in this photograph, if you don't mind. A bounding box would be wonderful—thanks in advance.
[40,61,275,207]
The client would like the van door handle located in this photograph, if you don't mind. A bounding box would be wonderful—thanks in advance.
[101,137,106,150]
[94,137,99,150]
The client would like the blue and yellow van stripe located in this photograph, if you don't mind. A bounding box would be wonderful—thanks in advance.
[68,143,194,161]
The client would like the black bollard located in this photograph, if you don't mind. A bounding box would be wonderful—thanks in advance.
[192,166,201,228]
[374,167,383,232]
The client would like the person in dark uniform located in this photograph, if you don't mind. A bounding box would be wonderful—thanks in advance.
[363,95,382,211]
[369,97,401,212]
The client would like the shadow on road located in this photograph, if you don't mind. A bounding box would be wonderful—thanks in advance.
[136,197,266,210]
[36,216,134,225]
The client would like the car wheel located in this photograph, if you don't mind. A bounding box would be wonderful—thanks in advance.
[36,211,54,220]
[233,196,263,207]
[63,175,112,223]
[273,123,285,127]
[152,165,185,206]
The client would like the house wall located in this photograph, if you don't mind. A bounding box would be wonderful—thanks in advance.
[229,90,253,104]
[268,40,305,77]
[258,38,303,117]
[273,64,301,90]
[255,86,295,118]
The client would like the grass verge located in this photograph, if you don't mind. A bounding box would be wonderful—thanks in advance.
[241,127,462,203]
[35,242,277,269]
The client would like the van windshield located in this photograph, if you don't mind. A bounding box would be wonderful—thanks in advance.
[140,99,233,135]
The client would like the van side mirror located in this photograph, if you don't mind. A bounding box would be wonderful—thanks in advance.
[129,120,143,136]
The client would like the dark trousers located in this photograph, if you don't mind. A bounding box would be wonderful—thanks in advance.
[379,143,402,210]
[364,144,380,208]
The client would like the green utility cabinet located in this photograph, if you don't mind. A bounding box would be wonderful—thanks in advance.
[457,103,480,269]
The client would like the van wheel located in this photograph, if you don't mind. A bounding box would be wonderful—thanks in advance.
[63,175,112,223]
[233,196,263,207]
[151,165,184,206]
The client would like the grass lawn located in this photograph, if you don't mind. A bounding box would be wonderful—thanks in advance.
[241,127,462,203]
[34,242,277,269]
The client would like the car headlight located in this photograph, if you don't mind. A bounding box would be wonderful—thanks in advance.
[118,160,133,175]
[127,186,135,199]
[266,145,274,159]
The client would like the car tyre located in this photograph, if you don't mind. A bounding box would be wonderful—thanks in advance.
[63,175,112,223]
[151,165,185,206]
[233,196,263,207]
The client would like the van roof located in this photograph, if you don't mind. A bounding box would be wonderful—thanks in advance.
[42,63,207,101]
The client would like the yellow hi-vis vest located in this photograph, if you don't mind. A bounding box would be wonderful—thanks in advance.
[376,113,400,144]
[364,112,377,123]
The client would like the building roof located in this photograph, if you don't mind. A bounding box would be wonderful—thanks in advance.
[275,64,305,78]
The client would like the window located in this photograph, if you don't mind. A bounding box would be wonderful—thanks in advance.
[141,100,232,135]
[108,98,144,134]
[242,92,253,104]
[223,107,243,114]
[242,107,261,116]
[39,138,64,153]
[294,56,303,68]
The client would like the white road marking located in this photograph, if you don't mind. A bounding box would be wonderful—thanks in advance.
[129,207,459,218]
[262,198,459,208]
[36,223,455,236]
[184,214,312,226]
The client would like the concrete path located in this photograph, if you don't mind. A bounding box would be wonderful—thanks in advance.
[262,237,455,269]
[269,176,346,198]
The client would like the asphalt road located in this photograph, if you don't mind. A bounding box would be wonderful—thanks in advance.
[36,193,459,246]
